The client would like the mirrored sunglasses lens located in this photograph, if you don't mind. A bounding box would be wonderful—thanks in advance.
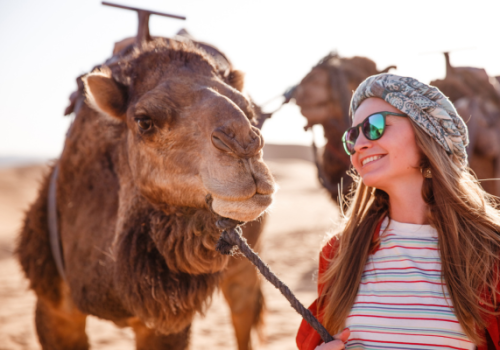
[344,128,358,154]
[363,113,385,140]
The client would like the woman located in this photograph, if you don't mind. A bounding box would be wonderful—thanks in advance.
[296,74,500,350]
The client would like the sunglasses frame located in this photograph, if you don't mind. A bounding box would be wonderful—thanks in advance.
[342,111,407,155]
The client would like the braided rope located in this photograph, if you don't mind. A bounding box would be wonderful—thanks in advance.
[213,214,334,344]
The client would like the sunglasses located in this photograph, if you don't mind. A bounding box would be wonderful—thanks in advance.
[342,111,407,155]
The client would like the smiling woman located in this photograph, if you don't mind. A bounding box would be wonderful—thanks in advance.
[349,98,428,225]
[297,74,500,350]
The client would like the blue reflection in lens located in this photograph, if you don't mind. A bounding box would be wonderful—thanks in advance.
[365,113,385,140]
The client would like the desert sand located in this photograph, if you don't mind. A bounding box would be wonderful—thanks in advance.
[0,144,339,350]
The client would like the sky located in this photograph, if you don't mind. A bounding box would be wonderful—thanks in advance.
[1,0,500,158]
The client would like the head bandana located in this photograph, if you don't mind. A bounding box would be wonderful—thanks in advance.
[350,73,469,168]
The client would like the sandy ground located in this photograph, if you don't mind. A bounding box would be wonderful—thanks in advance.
[0,145,339,350]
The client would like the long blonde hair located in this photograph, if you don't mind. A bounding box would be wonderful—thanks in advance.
[319,122,500,344]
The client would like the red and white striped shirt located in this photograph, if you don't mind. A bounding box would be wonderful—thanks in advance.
[345,217,474,349]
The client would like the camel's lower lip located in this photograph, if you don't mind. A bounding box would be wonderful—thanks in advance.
[210,194,273,222]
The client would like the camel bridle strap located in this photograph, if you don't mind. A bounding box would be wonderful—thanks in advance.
[206,195,335,344]
[309,132,351,197]
[48,162,68,283]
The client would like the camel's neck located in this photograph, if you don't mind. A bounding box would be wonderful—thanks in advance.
[114,184,228,275]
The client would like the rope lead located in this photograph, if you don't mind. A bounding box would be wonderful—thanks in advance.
[214,215,334,344]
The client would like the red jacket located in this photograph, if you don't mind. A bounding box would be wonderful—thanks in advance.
[296,222,500,350]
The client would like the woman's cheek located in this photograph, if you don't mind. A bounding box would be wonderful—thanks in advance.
[351,156,361,173]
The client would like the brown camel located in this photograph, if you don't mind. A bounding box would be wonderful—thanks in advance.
[17,37,276,350]
[110,30,272,350]
[431,53,500,197]
[293,53,396,200]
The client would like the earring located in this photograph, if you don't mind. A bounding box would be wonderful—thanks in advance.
[422,168,432,179]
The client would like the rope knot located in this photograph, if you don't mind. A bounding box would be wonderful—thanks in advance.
[205,194,245,255]
[215,228,238,255]
[215,219,244,255]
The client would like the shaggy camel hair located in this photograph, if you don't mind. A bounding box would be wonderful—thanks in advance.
[293,54,395,200]
[431,53,500,197]
[17,38,276,350]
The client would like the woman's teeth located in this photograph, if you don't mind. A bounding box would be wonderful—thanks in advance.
[362,155,382,166]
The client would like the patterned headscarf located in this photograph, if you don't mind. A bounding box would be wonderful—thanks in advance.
[350,73,469,168]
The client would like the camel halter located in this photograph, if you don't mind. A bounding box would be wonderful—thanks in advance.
[205,195,335,344]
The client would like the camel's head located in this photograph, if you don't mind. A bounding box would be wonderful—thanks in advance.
[294,56,394,128]
[83,39,276,222]
[294,66,344,127]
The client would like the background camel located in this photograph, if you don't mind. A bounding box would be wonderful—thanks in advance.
[431,52,500,196]
[17,37,276,350]
[293,53,396,200]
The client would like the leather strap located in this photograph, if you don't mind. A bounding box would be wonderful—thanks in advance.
[48,163,67,282]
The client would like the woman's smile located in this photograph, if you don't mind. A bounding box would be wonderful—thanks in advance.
[360,154,385,167]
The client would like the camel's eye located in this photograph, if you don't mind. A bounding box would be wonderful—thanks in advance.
[135,117,153,132]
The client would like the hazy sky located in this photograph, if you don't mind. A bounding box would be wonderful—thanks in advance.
[1,0,499,157]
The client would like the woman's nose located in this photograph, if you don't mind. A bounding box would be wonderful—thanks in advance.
[354,129,373,153]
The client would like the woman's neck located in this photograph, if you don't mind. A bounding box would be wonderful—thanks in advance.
[386,181,429,225]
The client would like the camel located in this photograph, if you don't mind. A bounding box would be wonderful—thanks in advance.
[16,37,276,350]
[110,29,274,349]
[293,53,396,200]
[431,53,500,196]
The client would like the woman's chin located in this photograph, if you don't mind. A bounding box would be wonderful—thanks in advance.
[361,172,385,189]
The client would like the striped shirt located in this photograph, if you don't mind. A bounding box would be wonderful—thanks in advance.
[345,217,474,350]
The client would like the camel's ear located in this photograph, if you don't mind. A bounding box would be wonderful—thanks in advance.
[83,70,128,120]
[227,70,245,92]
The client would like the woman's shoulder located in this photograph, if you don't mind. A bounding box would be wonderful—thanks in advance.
[321,236,339,257]
[319,218,385,267]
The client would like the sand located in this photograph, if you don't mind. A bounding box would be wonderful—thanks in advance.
[0,145,339,349]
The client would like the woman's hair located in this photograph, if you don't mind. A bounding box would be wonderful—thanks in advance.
[319,120,500,344]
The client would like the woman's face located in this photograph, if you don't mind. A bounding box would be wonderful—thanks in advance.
[350,98,422,192]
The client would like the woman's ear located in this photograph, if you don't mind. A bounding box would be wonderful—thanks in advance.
[83,68,128,121]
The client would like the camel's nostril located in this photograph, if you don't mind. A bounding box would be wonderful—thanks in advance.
[212,127,263,158]
[211,134,233,154]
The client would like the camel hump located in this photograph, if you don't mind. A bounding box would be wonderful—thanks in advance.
[175,28,233,74]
